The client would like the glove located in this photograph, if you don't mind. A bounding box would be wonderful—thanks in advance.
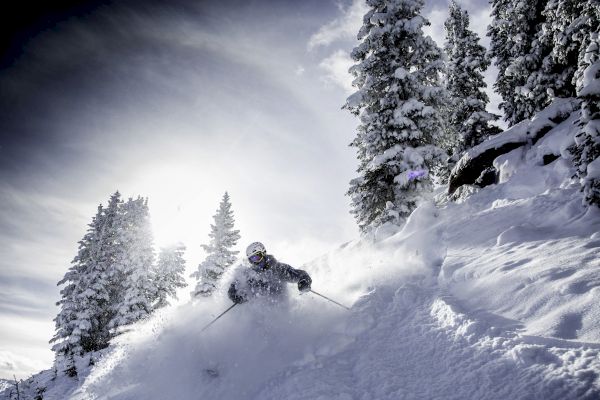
[230,291,246,304]
[228,285,247,304]
[298,278,311,293]
[231,293,246,304]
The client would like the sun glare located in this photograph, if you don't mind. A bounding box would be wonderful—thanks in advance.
[133,165,208,251]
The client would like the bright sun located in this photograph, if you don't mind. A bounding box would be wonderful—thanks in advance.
[131,164,208,250]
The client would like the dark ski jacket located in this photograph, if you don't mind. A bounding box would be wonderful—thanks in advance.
[228,254,311,303]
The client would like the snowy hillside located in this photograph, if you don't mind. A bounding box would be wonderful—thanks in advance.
[0,382,10,396]
[4,106,600,399]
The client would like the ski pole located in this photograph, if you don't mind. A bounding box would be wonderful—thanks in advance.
[201,303,237,332]
[310,290,351,311]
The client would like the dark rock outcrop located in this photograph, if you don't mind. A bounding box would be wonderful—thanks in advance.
[447,98,580,195]
[475,166,498,188]
[448,141,523,194]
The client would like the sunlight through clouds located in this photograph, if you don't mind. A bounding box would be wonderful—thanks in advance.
[307,0,367,50]
[319,50,355,94]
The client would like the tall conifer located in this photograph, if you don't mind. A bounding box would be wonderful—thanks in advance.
[109,197,156,330]
[51,192,158,369]
[191,192,241,297]
[153,244,187,309]
[444,0,500,158]
[344,0,447,232]
[572,33,600,206]
[488,0,546,125]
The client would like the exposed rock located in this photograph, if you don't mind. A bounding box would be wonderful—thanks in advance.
[543,154,560,165]
[448,98,580,195]
[475,166,497,188]
[449,141,523,194]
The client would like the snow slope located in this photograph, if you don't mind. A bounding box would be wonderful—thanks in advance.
[4,108,600,399]
[0,381,10,396]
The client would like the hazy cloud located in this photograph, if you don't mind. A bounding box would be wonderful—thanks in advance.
[319,49,354,94]
[308,0,367,50]
[0,348,51,379]
[423,6,447,48]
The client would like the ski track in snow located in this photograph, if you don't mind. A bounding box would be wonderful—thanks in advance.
[254,284,600,400]
[69,281,600,400]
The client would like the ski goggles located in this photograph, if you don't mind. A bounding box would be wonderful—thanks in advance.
[248,253,264,264]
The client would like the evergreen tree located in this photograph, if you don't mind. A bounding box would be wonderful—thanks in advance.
[574,1,600,86]
[50,192,123,357]
[444,0,500,157]
[109,197,156,330]
[153,243,187,309]
[50,204,105,358]
[191,192,241,297]
[544,0,600,206]
[63,353,78,378]
[488,0,546,125]
[539,0,583,79]
[51,192,159,361]
[344,0,446,232]
[572,33,600,206]
[492,0,599,125]
[516,0,580,117]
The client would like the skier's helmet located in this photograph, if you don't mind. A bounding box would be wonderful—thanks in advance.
[246,242,266,265]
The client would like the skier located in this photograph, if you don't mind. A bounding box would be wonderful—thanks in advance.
[228,242,312,304]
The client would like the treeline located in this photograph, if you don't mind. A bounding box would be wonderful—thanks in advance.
[51,191,242,378]
[345,0,600,233]
[50,192,188,376]
[489,0,600,205]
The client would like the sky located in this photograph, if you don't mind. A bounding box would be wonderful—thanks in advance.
[0,0,496,379]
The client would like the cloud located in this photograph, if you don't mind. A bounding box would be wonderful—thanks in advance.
[0,348,51,380]
[423,6,447,48]
[309,1,365,94]
[423,1,492,48]
[308,0,367,50]
[319,49,355,94]
[468,6,492,48]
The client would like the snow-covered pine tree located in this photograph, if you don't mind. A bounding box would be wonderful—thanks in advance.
[109,196,156,330]
[444,0,500,158]
[52,191,160,368]
[344,0,446,232]
[51,192,123,366]
[50,204,107,361]
[153,243,187,309]
[488,0,546,125]
[572,33,600,206]
[574,1,600,86]
[516,0,581,119]
[540,0,591,94]
[64,353,77,378]
[191,192,241,297]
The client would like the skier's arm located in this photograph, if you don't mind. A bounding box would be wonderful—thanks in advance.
[228,281,247,304]
[278,263,312,292]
